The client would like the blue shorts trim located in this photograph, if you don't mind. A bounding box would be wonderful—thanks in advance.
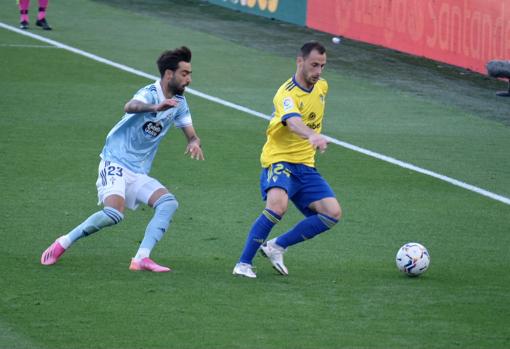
[260,162,336,217]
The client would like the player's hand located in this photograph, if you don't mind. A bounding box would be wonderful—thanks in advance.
[308,133,328,153]
[154,98,179,112]
[185,142,204,160]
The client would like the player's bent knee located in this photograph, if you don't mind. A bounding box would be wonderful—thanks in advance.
[317,208,341,222]
[324,201,342,221]
[332,206,342,221]
[265,202,287,217]
[103,195,125,213]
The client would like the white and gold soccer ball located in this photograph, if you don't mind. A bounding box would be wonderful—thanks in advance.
[396,242,430,276]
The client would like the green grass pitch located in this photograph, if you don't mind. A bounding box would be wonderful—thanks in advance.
[0,1,509,348]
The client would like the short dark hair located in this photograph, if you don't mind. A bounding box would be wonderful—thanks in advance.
[157,46,192,77]
[299,41,326,59]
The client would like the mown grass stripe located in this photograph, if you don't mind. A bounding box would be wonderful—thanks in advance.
[1,21,508,206]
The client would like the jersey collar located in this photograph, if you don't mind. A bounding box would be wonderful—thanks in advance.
[155,79,166,102]
[292,75,314,93]
[156,79,184,100]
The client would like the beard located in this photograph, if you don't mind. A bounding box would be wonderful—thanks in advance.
[173,86,186,95]
[307,74,320,85]
[168,80,186,95]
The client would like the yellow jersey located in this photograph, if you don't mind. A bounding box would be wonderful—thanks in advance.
[260,76,328,168]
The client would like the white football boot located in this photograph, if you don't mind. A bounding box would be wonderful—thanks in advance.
[260,238,288,276]
[232,262,257,278]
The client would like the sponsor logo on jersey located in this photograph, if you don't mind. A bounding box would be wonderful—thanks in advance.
[306,122,321,130]
[143,121,163,137]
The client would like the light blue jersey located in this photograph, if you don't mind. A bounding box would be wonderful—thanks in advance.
[100,80,192,174]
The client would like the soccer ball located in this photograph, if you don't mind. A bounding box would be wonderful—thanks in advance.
[396,242,430,276]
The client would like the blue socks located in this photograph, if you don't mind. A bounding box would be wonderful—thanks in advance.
[239,211,338,264]
[276,213,338,249]
[62,207,124,248]
[239,209,281,265]
[136,194,179,259]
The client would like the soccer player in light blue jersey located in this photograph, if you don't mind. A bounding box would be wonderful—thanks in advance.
[41,47,204,272]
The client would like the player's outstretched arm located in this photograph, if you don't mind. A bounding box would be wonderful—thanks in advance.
[286,117,328,153]
[181,125,204,160]
[124,99,179,113]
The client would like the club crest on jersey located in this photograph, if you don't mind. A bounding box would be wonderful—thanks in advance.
[143,121,163,138]
[283,97,294,112]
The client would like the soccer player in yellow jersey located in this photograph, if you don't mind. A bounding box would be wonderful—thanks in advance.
[233,41,342,278]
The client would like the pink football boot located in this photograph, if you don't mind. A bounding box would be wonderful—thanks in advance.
[129,257,171,272]
[41,240,66,265]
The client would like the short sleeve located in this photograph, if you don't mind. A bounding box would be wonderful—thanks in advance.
[132,86,155,104]
[174,97,192,128]
[275,93,301,123]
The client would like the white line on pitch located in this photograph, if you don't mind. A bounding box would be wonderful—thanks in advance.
[1,21,509,206]
[0,43,57,48]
